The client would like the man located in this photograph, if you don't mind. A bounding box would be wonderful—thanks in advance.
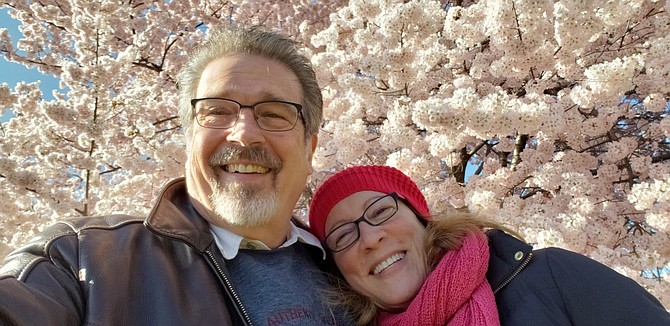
[0,26,352,325]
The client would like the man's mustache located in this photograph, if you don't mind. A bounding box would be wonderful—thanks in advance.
[209,146,282,174]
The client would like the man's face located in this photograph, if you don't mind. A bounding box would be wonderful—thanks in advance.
[185,54,317,229]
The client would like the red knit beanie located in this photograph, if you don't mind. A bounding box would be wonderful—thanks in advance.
[308,165,430,242]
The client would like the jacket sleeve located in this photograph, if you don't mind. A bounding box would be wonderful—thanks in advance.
[543,247,670,325]
[0,223,83,325]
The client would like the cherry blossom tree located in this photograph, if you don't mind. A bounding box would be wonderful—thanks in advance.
[0,0,343,254]
[1,0,669,308]
[309,0,670,307]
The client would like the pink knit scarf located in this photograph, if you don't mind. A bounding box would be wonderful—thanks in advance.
[378,232,500,326]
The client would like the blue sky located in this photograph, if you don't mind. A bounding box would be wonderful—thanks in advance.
[1,7,60,122]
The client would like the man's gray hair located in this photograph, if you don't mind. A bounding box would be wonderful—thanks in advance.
[177,26,323,139]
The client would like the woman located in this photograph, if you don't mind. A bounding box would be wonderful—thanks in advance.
[308,165,670,325]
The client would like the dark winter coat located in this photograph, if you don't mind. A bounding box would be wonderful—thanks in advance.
[486,229,670,325]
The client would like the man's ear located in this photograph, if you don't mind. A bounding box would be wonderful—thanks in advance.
[307,133,318,174]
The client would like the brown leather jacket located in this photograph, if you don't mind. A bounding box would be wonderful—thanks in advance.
[0,178,315,325]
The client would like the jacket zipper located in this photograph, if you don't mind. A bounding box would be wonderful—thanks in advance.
[493,251,533,294]
[205,250,254,326]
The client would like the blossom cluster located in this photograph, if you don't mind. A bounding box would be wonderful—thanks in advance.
[308,0,670,307]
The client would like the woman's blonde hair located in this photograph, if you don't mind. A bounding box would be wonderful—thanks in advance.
[324,211,522,325]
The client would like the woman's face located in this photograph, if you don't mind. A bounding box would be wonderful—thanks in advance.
[326,191,429,310]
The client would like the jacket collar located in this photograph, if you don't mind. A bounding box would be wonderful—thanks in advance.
[144,178,215,253]
[486,229,533,293]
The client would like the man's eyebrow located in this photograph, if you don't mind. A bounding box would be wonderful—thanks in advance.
[203,90,292,103]
[257,90,294,102]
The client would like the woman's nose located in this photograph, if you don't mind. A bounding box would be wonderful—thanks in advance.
[357,221,385,250]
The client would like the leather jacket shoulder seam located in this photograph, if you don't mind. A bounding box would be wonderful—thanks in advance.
[6,226,79,281]
[11,218,144,281]
[59,217,144,233]
[16,256,50,280]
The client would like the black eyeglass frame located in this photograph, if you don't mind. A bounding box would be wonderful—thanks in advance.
[325,192,399,253]
[190,97,305,132]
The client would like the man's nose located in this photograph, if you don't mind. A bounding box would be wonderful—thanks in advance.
[226,108,265,146]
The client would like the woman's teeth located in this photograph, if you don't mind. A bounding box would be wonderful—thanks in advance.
[373,252,405,275]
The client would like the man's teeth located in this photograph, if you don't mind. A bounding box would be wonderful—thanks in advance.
[373,252,405,275]
[224,164,269,173]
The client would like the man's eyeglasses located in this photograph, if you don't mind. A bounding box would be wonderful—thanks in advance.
[191,97,304,132]
[325,192,399,252]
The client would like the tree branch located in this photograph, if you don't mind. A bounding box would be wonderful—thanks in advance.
[510,134,528,170]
